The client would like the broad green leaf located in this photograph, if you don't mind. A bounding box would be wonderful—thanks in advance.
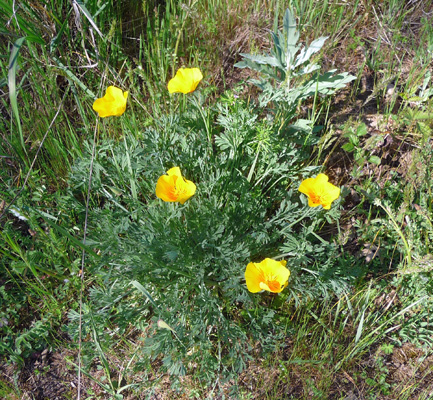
[315,71,356,94]
[234,58,280,80]
[295,63,320,76]
[342,143,355,152]
[283,8,299,53]
[368,156,381,165]
[421,70,431,94]
[288,70,355,103]
[271,31,285,68]
[347,133,359,146]
[294,37,328,68]
[356,123,368,137]
[237,53,282,68]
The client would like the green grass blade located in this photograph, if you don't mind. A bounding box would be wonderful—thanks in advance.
[66,360,112,393]
[35,211,100,258]
[8,36,27,158]
[130,280,160,310]
[0,1,44,42]
[73,0,104,38]
[53,56,95,98]
[354,307,365,344]
[49,9,73,53]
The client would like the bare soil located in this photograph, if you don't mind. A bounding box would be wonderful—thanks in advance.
[3,341,433,399]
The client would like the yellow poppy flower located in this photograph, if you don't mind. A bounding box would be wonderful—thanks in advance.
[155,167,196,204]
[167,68,203,94]
[245,258,290,293]
[92,86,128,118]
[298,173,340,210]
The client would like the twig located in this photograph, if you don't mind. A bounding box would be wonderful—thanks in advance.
[76,116,99,400]
[76,63,110,400]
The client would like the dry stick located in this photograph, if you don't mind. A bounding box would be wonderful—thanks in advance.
[76,21,109,393]
[76,55,108,397]
[0,91,68,223]
[77,117,99,400]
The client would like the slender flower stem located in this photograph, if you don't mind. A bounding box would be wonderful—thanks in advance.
[172,0,199,77]
[190,94,212,146]
[375,199,412,269]
[284,207,315,231]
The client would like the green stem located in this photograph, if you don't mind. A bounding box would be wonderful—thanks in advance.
[172,0,199,77]
[284,207,315,231]
[191,94,212,145]
[376,200,412,269]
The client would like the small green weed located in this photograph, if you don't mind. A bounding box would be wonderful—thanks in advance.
[363,355,392,398]
[342,122,382,178]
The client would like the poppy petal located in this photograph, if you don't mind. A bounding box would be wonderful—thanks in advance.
[168,68,203,94]
[245,262,263,293]
[93,86,128,118]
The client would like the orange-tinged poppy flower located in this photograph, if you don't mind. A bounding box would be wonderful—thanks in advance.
[167,68,203,94]
[93,86,128,118]
[245,258,290,293]
[155,167,196,204]
[298,173,340,210]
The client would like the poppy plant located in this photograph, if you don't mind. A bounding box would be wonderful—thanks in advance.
[155,167,196,204]
[298,173,340,210]
[93,86,128,118]
[245,258,290,293]
[167,68,203,94]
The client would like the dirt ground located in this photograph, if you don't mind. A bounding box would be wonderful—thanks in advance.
[2,341,433,399]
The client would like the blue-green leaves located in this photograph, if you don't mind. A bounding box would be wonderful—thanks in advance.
[235,8,326,82]
[235,7,355,107]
